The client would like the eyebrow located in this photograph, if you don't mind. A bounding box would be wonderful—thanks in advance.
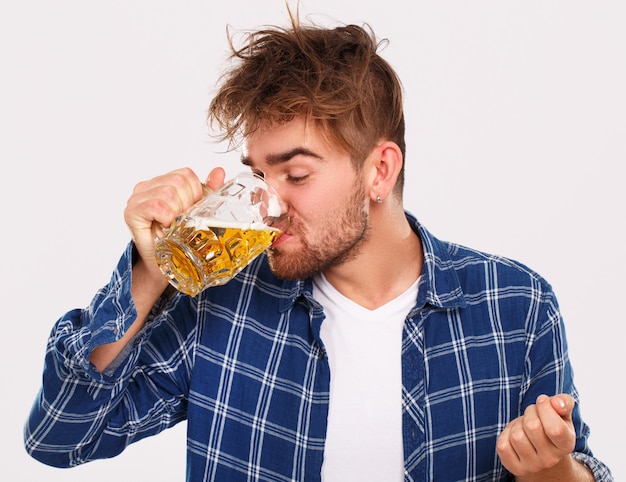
[241,147,323,167]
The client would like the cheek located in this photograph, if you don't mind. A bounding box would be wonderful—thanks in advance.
[283,172,363,225]
[289,186,339,221]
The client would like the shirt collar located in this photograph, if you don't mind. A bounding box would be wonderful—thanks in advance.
[278,278,310,312]
[407,212,467,311]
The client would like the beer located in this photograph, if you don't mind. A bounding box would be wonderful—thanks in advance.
[155,218,281,297]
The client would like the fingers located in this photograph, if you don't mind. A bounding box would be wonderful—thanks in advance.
[496,393,577,476]
[497,419,534,474]
[550,393,575,421]
[129,168,205,226]
[204,167,226,190]
[123,167,215,270]
[537,394,576,452]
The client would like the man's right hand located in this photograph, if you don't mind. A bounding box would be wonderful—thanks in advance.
[123,166,226,284]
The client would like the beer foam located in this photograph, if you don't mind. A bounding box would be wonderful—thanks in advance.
[186,218,276,231]
[267,196,282,217]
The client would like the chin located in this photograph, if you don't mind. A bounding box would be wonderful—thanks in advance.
[267,248,319,281]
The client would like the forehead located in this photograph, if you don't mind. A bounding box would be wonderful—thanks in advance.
[242,117,342,164]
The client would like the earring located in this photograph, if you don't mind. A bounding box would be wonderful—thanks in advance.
[376,194,382,204]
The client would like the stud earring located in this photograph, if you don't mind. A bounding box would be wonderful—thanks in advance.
[376,194,382,204]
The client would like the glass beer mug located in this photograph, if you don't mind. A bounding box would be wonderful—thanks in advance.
[154,171,288,297]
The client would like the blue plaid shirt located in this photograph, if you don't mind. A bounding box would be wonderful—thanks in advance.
[25,215,612,481]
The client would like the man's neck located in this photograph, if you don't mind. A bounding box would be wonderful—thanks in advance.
[322,211,422,310]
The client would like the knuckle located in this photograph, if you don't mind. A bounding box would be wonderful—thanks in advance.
[510,428,527,445]
[544,424,563,439]
[524,417,542,433]
[495,438,509,455]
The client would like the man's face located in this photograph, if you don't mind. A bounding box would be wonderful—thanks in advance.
[242,116,372,280]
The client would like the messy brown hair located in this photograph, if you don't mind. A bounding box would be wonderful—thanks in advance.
[207,9,406,192]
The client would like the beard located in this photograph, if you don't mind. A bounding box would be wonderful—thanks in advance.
[267,183,370,280]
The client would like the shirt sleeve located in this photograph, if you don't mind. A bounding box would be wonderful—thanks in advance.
[521,284,614,481]
[24,242,194,468]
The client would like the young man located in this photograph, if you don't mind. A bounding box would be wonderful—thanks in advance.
[25,12,612,482]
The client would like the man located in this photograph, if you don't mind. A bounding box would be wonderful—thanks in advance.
[24,11,612,481]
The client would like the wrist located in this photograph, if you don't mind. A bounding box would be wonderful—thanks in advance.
[515,454,594,482]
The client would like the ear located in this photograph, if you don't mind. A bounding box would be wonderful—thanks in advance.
[366,141,403,203]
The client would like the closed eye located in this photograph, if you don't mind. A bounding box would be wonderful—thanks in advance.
[287,174,308,184]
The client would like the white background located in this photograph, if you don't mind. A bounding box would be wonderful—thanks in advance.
[1,1,624,480]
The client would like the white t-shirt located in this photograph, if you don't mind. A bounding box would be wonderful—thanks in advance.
[314,273,419,482]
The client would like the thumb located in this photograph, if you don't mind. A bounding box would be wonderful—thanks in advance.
[550,394,575,421]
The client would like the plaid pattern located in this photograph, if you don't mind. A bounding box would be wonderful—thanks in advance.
[24,214,612,481]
